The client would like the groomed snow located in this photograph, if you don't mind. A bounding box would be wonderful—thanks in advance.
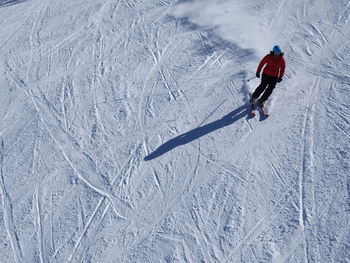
[0,0,349,262]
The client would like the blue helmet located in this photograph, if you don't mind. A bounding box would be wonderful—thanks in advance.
[273,45,282,53]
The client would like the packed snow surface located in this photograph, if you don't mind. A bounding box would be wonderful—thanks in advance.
[0,0,349,262]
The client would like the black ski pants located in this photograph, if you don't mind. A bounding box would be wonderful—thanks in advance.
[252,73,278,102]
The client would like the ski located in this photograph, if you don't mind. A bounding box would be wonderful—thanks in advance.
[249,93,256,116]
[260,106,269,117]
[258,105,269,118]
[256,103,269,118]
[250,102,256,116]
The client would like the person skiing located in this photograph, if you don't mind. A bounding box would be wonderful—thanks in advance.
[250,45,286,107]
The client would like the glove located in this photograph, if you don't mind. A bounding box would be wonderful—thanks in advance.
[256,72,260,78]
[277,77,282,83]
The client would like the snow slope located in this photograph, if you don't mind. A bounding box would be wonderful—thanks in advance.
[0,0,349,262]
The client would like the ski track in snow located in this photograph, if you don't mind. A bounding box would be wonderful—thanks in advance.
[0,138,23,263]
[0,0,349,262]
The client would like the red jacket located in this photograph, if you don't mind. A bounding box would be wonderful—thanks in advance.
[257,54,286,78]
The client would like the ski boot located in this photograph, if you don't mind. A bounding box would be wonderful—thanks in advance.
[257,99,264,108]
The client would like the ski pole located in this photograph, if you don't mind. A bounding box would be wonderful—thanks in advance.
[247,76,257,82]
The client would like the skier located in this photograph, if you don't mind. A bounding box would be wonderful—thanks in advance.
[250,45,286,108]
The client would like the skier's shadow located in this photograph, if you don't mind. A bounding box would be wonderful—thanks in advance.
[0,0,28,8]
[144,104,250,161]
